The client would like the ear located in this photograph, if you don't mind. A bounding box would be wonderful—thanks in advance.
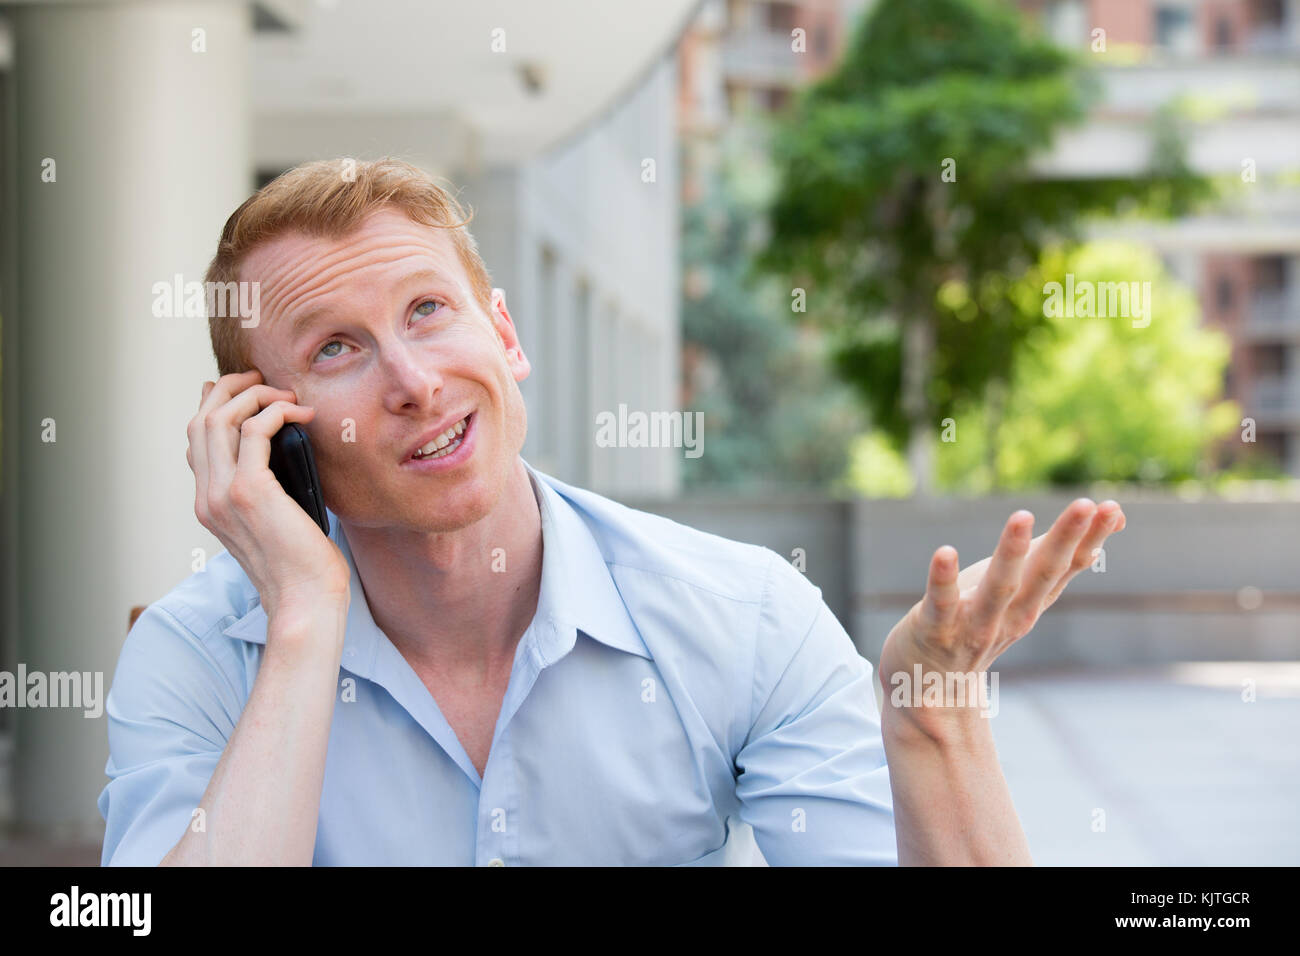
[489,287,531,384]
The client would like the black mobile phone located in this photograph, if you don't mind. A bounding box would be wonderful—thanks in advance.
[267,423,331,536]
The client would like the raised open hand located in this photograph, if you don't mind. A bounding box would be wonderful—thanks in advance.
[878,499,1125,731]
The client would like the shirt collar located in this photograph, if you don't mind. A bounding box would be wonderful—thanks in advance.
[521,458,652,665]
[222,458,651,668]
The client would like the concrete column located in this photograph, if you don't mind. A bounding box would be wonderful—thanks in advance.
[534,242,558,474]
[550,256,580,484]
[574,277,593,488]
[3,0,249,841]
[514,190,543,469]
[590,298,616,493]
[612,310,635,493]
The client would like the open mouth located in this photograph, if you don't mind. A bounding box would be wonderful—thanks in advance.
[409,412,472,462]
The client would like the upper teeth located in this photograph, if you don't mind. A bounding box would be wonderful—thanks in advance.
[415,417,467,457]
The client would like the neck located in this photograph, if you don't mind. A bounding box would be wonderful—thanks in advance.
[339,458,544,680]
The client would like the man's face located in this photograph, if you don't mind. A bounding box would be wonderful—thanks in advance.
[240,206,530,534]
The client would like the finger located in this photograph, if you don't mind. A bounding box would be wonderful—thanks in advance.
[918,545,961,637]
[968,510,1033,639]
[199,369,263,416]
[203,384,300,494]
[1002,498,1096,638]
[233,401,318,484]
[1042,501,1123,609]
[188,371,262,488]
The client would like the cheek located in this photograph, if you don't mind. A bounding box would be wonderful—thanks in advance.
[302,397,371,471]
[502,380,529,450]
[304,418,346,480]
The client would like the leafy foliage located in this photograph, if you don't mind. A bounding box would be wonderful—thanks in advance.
[681,132,865,491]
[755,0,1211,479]
[849,242,1241,493]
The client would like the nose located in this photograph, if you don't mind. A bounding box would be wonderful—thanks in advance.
[377,339,444,414]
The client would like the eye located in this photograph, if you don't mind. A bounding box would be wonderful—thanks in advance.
[314,340,353,363]
[411,299,444,322]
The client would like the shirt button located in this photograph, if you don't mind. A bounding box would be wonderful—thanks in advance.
[487,858,506,867]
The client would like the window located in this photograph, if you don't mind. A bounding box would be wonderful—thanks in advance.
[1246,0,1289,53]
[1253,0,1286,29]
[1254,255,1287,291]
[1155,4,1197,55]
[763,86,791,111]
[1216,276,1236,312]
[766,2,798,34]
[815,25,830,58]
[1214,17,1235,51]
[1043,0,1087,47]
[1252,345,1284,376]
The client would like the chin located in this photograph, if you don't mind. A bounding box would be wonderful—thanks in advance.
[402,472,502,533]
[411,495,493,533]
[328,445,515,531]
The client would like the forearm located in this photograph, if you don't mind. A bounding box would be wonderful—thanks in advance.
[881,706,1032,866]
[161,598,348,866]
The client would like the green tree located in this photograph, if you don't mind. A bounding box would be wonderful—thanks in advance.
[755,0,1209,493]
[846,241,1239,493]
[681,130,865,491]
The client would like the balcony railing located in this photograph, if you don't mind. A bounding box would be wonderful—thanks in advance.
[1245,28,1295,56]
[1097,58,1300,114]
[720,29,801,85]
[1245,290,1300,340]
[1253,377,1300,421]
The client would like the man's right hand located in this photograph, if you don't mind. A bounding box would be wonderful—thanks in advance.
[186,369,350,619]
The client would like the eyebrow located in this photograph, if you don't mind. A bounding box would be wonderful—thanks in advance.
[286,268,452,340]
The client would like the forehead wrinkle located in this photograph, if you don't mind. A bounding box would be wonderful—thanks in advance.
[259,237,461,339]
[245,210,463,299]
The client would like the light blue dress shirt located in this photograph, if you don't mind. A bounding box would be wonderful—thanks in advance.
[98,460,896,866]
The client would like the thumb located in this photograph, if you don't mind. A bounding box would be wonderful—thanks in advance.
[919,546,960,634]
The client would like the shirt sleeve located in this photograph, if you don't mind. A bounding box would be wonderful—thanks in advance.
[97,603,244,866]
[733,551,898,866]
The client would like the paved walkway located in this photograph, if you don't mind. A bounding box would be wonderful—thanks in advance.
[991,664,1300,866]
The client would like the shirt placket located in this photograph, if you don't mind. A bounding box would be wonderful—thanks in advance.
[474,618,554,866]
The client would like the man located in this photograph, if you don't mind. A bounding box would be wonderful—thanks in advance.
[98,157,1125,866]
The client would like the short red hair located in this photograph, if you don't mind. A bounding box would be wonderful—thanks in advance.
[205,157,494,376]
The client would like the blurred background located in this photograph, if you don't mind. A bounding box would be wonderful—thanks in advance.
[0,0,1296,865]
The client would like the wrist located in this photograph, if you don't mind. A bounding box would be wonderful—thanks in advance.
[266,594,349,655]
[264,577,350,618]
[881,695,995,752]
